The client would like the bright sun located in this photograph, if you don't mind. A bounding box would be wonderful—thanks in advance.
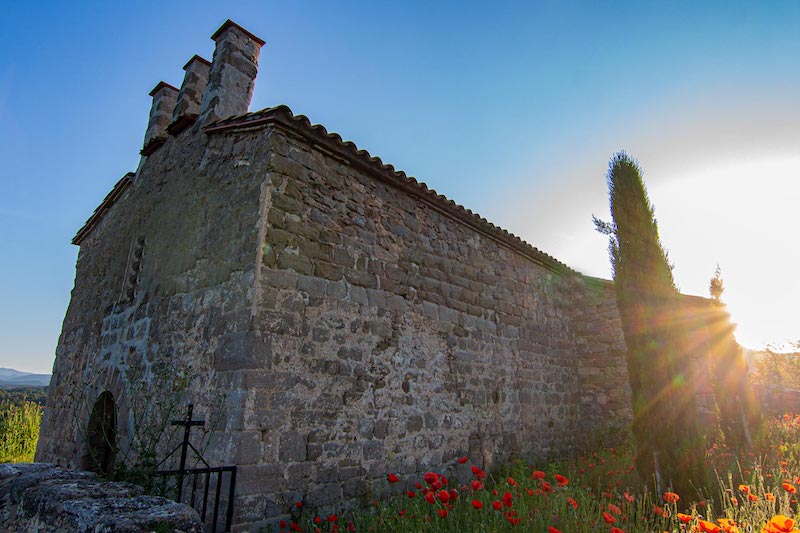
[650,155,800,351]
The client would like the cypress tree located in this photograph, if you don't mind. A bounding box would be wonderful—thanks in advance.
[595,152,706,498]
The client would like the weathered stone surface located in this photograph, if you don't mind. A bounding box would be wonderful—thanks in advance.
[0,463,202,532]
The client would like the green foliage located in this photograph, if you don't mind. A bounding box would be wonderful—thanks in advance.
[752,346,800,391]
[0,400,44,463]
[596,151,706,498]
[0,386,48,406]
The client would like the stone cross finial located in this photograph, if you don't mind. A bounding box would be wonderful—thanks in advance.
[196,20,265,128]
[141,82,179,156]
[168,55,212,135]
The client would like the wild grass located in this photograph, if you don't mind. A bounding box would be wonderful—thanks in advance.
[0,400,43,463]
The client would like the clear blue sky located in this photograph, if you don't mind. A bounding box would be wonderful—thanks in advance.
[2,1,799,373]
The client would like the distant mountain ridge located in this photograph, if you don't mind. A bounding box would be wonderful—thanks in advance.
[0,368,50,388]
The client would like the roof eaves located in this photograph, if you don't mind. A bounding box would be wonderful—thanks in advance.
[72,173,134,246]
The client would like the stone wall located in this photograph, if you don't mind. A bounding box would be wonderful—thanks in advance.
[203,110,633,527]
[0,463,202,532]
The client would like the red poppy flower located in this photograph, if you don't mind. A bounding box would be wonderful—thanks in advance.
[567,497,578,509]
[502,491,513,508]
[663,491,680,503]
[314,517,322,524]
[471,466,487,480]
[423,472,439,485]
[449,488,458,501]
[608,503,621,515]
[437,509,448,518]
[387,473,399,483]
[603,511,616,524]
[548,527,562,533]
[471,480,484,491]
[471,499,483,509]
[492,500,503,511]
[457,456,468,464]
[623,492,634,503]
[611,528,625,533]
[508,477,518,486]
[424,492,436,505]
[532,470,546,479]
[437,490,450,504]
[542,481,553,493]
[507,516,521,526]
[555,474,568,486]
[406,490,416,498]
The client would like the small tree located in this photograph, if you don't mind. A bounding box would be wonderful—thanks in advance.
[706,266,759,449]
[709,264,724,305]
[595,152,706,498]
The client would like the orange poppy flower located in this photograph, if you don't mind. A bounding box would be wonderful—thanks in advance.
[761,515,800,533]
[603,511,616,524]
[555,474,569,486]
[782,483,796,494]
[677,512,692,523]
[698,519,722,532]
[663,491,680,503]
[739,484,750,494]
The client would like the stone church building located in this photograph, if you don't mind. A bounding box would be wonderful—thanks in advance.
[36,19,715,529]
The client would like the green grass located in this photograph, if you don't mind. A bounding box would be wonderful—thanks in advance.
[0,400,43,463]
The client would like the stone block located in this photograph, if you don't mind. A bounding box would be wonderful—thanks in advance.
[214,331,260,371]
[279,431,308,463]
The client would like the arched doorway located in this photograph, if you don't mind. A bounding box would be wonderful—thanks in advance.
[85,391,117,476]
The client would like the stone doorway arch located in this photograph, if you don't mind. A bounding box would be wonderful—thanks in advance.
[85,391,117,476]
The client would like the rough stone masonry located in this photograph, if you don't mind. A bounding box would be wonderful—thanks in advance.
[35,19,646,530]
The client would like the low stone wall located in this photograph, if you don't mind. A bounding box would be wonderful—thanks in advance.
[0,463,202,532]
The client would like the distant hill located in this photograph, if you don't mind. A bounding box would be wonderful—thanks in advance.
[0,368,51,388]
